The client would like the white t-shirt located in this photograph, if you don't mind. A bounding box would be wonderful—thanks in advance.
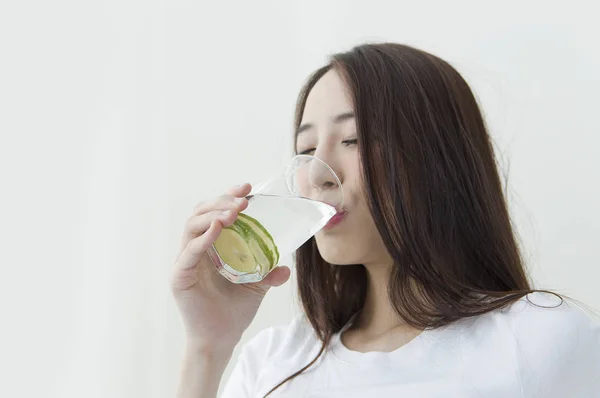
[221,293,600,397]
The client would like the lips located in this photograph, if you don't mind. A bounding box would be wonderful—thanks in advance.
[323,210,347,230]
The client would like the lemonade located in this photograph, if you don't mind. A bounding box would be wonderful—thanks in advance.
[209,193,336,284]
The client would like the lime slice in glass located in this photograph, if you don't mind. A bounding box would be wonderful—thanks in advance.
[238,213,280,269]
[213,227,257,273]
[234,217,274,275]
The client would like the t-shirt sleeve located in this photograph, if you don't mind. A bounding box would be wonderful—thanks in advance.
[219,315,315,397]
[220,328,271,398]
[512,294,600,397]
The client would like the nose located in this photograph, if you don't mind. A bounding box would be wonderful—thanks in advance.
[312,146,343,183]
[304,153,344,209]
[308,161,336,190]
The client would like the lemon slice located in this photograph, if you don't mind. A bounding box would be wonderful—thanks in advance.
[238,213,280,269]
[213,227,256,273]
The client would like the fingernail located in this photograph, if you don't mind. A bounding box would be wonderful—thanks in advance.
[235,197,245,204]
[222,210,231,216]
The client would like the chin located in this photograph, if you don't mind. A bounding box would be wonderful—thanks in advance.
[314,236,359,265]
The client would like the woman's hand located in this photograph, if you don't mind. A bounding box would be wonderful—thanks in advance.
[171,183,290,352]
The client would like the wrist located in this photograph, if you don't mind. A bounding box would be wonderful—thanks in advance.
[185,338,237,360]
[177,340,235,398]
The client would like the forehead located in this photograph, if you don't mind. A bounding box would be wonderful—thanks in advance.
[301,69,353,122]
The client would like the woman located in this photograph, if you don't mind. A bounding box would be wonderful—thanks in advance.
[172,43,600,397]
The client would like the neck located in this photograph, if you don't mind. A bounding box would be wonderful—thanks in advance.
[352,261,406,336]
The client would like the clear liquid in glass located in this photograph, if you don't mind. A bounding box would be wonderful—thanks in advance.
[208,194,336,283]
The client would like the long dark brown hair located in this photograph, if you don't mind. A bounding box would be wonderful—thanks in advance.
[264,43,542,396]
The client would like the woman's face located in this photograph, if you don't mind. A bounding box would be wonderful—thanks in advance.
[296,70,392,266]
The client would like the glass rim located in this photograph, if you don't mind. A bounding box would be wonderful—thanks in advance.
[288,154,344,210]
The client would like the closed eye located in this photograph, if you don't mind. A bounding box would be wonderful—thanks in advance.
[298,139,357,155]
[298,148,316,155]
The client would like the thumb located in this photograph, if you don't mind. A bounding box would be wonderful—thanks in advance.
[261,265,291,288]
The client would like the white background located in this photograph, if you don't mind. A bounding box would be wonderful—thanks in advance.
[1,1,598,397]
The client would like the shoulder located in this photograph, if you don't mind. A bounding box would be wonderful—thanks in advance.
[438,292,599,357]
[492,292,600,396]
[498,292,599,346]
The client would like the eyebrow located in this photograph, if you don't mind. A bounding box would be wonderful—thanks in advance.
[296,111,355,136]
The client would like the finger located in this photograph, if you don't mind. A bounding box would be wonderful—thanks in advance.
[260,266,291,288]
[179,210,239,252]
[184,210,238,238]
[193,194,248,216]
[176,220,223,270]
[225,183,252,197]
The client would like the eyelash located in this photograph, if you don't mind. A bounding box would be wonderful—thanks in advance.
[298,138,358,155]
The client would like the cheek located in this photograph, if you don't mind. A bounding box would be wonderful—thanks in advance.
[293,167,311,197]
[341,154,363,191]
[343,175,367,212]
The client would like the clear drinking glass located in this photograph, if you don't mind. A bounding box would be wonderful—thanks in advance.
[207,155,343,284]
